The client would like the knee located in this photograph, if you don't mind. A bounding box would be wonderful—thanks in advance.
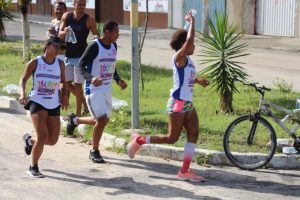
[46,135,59,146]
[165,135,179,144]
[96,117,109,127]
[187,131,199,142]
[36,135,47,145]
[74,83,82,89]
[47,140,58,146]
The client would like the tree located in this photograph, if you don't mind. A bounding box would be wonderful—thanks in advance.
[199,12,249,113]
[138,0,148,91]
[0,0,14,41]
[18,0,30,61]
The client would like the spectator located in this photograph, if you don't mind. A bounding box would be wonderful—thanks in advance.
[59,0,99,118]
[48,1,67,60]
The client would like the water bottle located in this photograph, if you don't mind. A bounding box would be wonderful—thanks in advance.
[296,98,300,108]
[282,146,298,154]
[65,26,77,44]
[184,9,197,30]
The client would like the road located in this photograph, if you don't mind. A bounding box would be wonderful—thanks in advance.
[4,20,300,91]
[0,109,300,200]
[2,19,300,200]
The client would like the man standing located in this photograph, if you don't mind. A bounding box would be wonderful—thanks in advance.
[59,0,99,118]
[48,1,67,60]
[67,21,127,163]
[48,1,67,38]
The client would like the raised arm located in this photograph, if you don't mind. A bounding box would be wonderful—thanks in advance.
[174,11,195,67]
[58,12,69,41]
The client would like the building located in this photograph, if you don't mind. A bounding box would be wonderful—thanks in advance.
[9,0,300,37]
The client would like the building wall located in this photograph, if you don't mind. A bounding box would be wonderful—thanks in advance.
[123,12,168,28]
[226,0,255,34]
[295,0,300,37]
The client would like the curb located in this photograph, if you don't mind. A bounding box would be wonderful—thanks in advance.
[98,126,300,169]
[0,95,27,115]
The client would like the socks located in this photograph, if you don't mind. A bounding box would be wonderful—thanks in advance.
[73,117,78,125]
[181,142,196,173]
[137,136,146,145]
[136,135,152,145]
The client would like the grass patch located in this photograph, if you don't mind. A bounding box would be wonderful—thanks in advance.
[1,40,300,152]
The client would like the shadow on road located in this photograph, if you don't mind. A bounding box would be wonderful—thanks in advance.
[0,108,25,115]
[108,157,300,198]
[44,169,217,200]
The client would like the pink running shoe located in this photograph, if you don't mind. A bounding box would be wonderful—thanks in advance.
[177,169,205,182]
[127,133,141,159]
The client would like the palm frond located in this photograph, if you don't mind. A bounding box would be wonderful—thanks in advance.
[198,11,250,112]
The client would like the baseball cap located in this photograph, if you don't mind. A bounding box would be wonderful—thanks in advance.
[45,36,66,49]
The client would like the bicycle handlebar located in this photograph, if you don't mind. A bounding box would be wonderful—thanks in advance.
[242,82,271,95]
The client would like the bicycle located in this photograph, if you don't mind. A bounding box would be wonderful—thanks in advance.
[223,82,300,170]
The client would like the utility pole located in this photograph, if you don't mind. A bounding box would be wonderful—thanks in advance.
[202,0,209,34]
[130,0,140,128]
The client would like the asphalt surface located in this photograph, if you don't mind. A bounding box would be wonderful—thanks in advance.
[1,13,300,200]
[1,109,300,200]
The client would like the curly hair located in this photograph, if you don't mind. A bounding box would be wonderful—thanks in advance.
[170,29,187,51]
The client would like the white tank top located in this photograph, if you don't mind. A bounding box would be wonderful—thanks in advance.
[29,56,61,109]
[85,39,117,95]
[169,55,196,102]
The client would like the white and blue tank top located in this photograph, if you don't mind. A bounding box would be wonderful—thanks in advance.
[85,39,117,95]
[169,55,196,102]
[29,56,61,109]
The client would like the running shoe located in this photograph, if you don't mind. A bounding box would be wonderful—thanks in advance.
[177,169,205,182]
[27,165,44,178]
[127,133,141,159]
[89,150,105,163]
[66,113,77,136]
[23,133,33,155]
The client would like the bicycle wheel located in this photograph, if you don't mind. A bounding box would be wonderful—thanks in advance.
[223,114,277,170]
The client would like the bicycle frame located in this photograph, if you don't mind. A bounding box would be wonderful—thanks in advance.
[258,97,300,139]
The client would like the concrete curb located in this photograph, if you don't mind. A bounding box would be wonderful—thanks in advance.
[96,124,300,169]
[0,95,27,115]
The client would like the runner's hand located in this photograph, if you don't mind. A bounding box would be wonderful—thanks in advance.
[118,80,127,90]
[19,95,27,105]
[91,77,103,87]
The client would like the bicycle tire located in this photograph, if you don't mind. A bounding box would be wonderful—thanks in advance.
[223,114,277,170]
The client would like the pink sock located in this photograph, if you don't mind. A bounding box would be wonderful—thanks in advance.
[181,157,192,173]
[180,142,196,173]
[136,136,146,145]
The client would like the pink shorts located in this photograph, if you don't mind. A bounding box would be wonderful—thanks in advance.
[167,98,194,113]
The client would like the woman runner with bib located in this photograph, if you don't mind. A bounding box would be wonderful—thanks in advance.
[19,37,69,177]
[127,10,209,182]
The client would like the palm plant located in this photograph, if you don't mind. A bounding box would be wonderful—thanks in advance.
[199,12,249,113]
[0,0,14,41]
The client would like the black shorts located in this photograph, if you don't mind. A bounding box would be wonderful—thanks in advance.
[26,101,60,116]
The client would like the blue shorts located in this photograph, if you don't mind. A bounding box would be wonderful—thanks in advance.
[64,57,84,83]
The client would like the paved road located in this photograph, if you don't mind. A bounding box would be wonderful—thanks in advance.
[2,18,300,199]
[0,109,300,200]
[4,20,300,91]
